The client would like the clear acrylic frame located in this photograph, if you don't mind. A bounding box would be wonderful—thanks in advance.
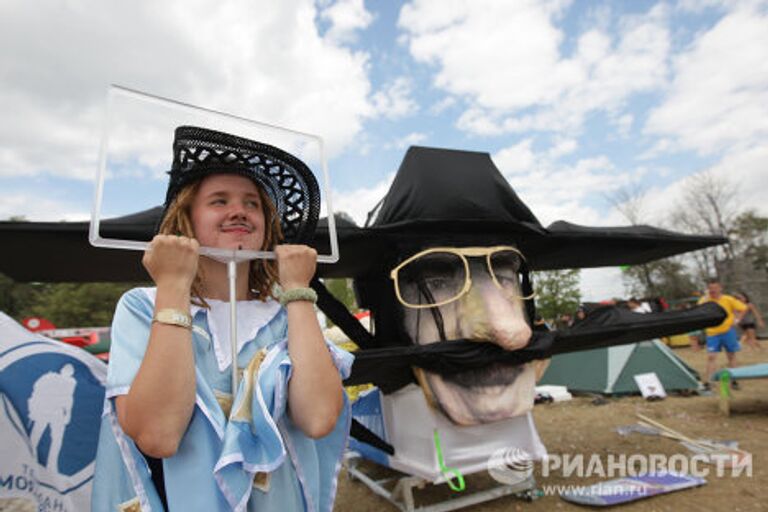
[89,85,338,264]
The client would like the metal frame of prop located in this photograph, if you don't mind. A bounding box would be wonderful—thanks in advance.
[343,452,540,512]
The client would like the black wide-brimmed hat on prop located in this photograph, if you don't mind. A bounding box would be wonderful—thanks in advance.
[315,145,727,278]
[164,126,321,244]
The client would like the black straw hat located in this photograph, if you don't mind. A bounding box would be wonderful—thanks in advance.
[164,126,321,243]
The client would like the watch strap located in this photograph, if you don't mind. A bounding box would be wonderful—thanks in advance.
[153,308,192,329]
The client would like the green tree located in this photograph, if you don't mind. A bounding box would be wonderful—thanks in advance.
[0,273,46,319]
[322,278,359,317]
[621,258,698,300]
[533,269,581,323]
[729,210,768,272]
[26,283,138,327]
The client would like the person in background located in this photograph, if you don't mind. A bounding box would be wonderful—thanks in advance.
[734,291,764,352]
[628,297,651,314]
[695,278,747,390]
[557,312,573,330]
[533,314,550,330]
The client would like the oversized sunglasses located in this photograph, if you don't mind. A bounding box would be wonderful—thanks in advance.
[389,246,535,309]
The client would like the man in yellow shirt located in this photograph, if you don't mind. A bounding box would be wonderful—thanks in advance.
[697,278,747,389]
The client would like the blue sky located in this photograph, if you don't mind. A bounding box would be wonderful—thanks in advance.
[1,0,766,299]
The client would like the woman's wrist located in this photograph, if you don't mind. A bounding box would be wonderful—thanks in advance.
[155,282,192,310]
[280,279,311,292]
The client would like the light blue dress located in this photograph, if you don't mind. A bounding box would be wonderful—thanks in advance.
[91,287,352,512]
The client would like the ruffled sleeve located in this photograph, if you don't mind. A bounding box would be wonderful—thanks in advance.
[106,288,155,398]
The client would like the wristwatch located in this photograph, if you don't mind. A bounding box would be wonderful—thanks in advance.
[153,309,192,329]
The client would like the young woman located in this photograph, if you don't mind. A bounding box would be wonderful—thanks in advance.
[92,126,352,512]
[735,291,765,351]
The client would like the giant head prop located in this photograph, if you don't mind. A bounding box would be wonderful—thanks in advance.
[352,147,546,425]
[316,146,728,427]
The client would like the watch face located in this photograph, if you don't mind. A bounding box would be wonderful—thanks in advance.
[172,312,191,327]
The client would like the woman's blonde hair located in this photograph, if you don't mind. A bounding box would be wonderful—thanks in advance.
[158,177,283,307]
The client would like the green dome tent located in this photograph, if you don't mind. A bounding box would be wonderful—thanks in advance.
[538,340,701,394]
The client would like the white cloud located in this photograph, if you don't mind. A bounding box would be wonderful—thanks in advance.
[613,113,634,137]
[385,131,428,150]
[0,0,375,180]
[645,5,768,156]
[493,139,538,175]
[370,77,418,119]
[332,174,395,225]
[320,0,374,43]
[400,0,574,109]
[638,138,673,160]
[455,107,505,136]
[0,191,90,222]
[580,267,626,301]
[493,139,630,226]
[429,96,456,114]
[637,5,768,171]
[548,137,578,159]
[399,0,670,136]
[675,0,729,14]
[638,144,768,226]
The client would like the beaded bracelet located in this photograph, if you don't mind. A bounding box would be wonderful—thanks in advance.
[279,287,318,306]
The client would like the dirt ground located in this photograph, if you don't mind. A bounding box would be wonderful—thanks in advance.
[334,345,768,512]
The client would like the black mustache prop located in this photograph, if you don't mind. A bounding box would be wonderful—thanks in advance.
[342,302,725,393]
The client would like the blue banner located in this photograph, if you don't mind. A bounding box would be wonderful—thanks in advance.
[0,312,106,512]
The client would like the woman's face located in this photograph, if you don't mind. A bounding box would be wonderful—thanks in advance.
[190,174,266,251]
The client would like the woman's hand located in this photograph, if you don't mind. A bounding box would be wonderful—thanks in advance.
[275,244,317,291]
[142,234,200,291]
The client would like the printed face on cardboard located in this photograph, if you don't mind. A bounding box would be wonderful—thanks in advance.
[393,246,536,425]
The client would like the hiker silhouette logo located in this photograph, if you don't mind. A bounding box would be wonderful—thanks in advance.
[0,342,104,481]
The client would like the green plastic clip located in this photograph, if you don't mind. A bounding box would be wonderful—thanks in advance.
[433,429,465,492]
[719,371,731,398]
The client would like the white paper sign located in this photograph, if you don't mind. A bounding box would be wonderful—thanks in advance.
[633,372,667,399]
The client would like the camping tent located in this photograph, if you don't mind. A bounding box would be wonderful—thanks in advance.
[538,339,701,394]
